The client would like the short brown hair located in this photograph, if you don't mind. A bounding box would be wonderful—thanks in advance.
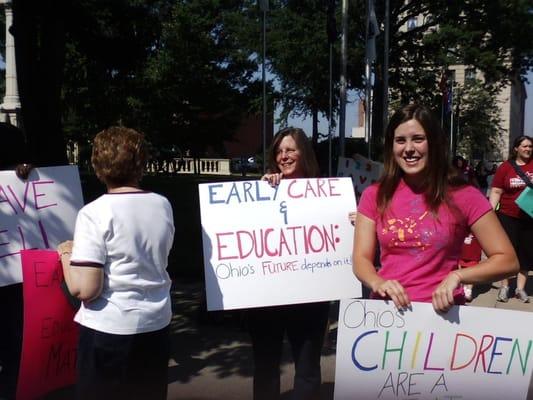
[91,126,147,186]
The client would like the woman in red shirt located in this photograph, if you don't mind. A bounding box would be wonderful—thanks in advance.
[490,135,533,302]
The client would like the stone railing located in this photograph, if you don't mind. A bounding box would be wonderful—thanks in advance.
[146,157,231,175]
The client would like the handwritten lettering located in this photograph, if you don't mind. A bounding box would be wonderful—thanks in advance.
[207,181,279,205]
[262,260,298,275]
[34,260,62,288]
[40,317,76,339]
[215,262,255,279]
[287,178,341,199]
[0,220,52,259]
[45,343,77,379]
[349,328,531,376]
[0,180,58,214]
[215,224,339,260]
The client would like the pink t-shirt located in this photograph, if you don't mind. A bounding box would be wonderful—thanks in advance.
[358,180,492,303]
[491,160,533,219]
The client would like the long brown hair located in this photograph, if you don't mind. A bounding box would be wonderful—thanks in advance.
[378,103,454,215]
[267,127,320,178]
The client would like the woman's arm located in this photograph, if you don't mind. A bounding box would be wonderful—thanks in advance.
[58,240,104,303]
[431,211,518,312]
[488,187,503,210]
[461,211,518,283]
[353,213,411,309]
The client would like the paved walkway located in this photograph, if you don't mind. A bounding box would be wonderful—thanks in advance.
[166,275,533,400]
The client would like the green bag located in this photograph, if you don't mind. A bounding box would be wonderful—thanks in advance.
[510,160,533,218]
[515,186,533,218]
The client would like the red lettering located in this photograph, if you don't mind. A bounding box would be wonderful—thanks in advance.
[236,230,255,259]
[34,261,49,287]
[316,178,328,197]
[287,180,301,198]
[307,225,325,252]
[327,178,341,196]
[450,333,478,370]
[264,228,278,256]
[304,180,318,197]
[216,232,237,260]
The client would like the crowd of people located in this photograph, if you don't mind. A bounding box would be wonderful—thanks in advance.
[0,104,531,399]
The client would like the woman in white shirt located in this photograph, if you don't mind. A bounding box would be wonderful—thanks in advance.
[58,127,174,400]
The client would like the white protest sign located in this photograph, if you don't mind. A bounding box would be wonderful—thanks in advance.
[337,155,383,199]
[334,299,533,400]
[0,166,84,286]
[199,177,361,310]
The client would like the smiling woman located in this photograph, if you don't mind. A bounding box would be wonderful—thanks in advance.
[247,127,329,400]
[392,119,428,185]
[353,103,518,314]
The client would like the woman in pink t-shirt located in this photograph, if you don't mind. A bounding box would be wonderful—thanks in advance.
[353,103,518,312]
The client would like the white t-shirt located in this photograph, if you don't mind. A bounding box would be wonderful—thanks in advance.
[71,191,175,335]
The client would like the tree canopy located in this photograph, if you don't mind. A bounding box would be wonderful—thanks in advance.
[2,0,531,165]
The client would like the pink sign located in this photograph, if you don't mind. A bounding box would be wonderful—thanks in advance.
[17,250,79,400]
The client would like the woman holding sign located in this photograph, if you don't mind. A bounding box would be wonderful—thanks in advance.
[353,103,518,313]
[489,135,533,303]
[0,123,32,400]
[58,127,174,400]
[248,127,329,400]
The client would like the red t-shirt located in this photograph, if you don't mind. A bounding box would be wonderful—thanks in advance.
[459,233,482,267]
[491,160,533,218]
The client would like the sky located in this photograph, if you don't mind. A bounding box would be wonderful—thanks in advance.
[282,70,533,140]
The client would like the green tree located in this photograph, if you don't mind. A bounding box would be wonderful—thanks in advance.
[454,79,503,161]
[62,0,174,144]
[61,0,261,160]
[142,0,260,156]
[266,0,364,146]
[369,0,533,158]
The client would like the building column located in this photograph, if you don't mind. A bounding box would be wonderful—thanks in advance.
[0,0,21,127]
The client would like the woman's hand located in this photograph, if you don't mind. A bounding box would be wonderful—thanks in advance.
[15,163,33,180]
[262,172,283,187]
[432,271,462,313]
[348,211,357,226]
[373,279,411,310]
[57,240,74,257]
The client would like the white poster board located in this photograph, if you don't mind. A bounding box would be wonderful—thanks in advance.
[199,177,361,310]
[337,155,383,199]
[334,299,533,400]
[0,166,84,286]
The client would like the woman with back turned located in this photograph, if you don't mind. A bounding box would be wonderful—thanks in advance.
[58,127,174,400]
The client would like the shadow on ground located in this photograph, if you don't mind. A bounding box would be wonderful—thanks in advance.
[168,279,339,387]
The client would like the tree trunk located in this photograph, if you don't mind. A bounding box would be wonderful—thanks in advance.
[12,0,68,166]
